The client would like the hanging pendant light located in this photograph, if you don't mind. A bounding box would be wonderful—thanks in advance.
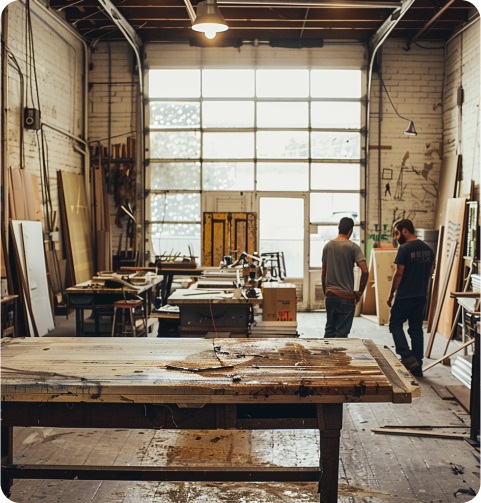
[403,120,417,136]
[192,0,229,39]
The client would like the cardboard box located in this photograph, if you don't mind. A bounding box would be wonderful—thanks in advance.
[262,282,297,322]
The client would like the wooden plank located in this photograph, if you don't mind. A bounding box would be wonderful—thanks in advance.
[372,250,396,325]
[438,198,467,338]
[371,427,468,440]
[423,338,474,371]
[58,172,94,285]
[427,225,444,332]
[425,240,458,357]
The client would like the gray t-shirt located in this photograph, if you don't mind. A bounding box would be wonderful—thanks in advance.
[322,239,365,295]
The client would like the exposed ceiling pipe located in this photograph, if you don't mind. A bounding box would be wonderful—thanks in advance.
[184,0,197,23]
[405,0,457,50]
[97,0,145,263]
[218,0,400,7]
[364,0,416,246]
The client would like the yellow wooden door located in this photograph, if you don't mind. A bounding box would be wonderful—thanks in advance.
[203,212,257,266]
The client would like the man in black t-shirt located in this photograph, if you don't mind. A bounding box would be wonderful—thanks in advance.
[387,219,435,377]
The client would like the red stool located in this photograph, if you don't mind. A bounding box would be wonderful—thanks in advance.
[111,299,147,337]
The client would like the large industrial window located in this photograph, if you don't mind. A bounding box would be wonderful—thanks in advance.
[148,68,363,265]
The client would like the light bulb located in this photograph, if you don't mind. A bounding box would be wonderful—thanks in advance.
[205,30,216,39]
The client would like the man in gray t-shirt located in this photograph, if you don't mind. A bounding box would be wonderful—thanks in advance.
[321,217,368,337]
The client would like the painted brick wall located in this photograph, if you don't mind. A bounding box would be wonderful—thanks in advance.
[4,0,86,228]
[443,20,480,200]
[367,39,445,251]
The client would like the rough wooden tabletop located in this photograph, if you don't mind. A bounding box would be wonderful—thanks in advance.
[1,337,420,404]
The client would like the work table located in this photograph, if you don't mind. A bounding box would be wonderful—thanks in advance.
[1,336,420,502]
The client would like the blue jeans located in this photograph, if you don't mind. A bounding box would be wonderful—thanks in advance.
[325,294,355,338]
[389,296,426,365]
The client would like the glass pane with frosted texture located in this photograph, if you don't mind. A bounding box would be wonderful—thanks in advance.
[310,192,360,223]
[151,162,200,190]
[260,197,304,277]
[257,70,309,98]
[202,69,255,97]
[310,225,361,267]
[151,193,201,222]
[311,102,361,128]
[257,163,308,191]
[311,132,360,159]
[203,162,254,190]
[257,131,308,159]
[150,102,200,128]
[203,101,254,128]
[311,163,360,190]
[311,70,362,98]
[150,131,200,159]
[151,223,201,258]
[257,102,308,128]
[203,132,254,158]
[149,70,200,98]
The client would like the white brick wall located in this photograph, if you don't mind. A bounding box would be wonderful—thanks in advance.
[443,20,480,200]
[367,39,446,250]
[4,0,86,231]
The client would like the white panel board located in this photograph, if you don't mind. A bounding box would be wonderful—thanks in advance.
[11,220,55,336]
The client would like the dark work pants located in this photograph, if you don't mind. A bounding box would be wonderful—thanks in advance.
[388,296,427,365]
[324,294,355,338]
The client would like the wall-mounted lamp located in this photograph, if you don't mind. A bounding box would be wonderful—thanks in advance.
[192,0,229,39]
[381,78,417,136]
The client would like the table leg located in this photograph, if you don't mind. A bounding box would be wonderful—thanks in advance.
[1,426,13,497]
[75,308,82,336]
[317,404,343,503]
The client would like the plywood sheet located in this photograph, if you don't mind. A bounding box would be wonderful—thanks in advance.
[58,172,94,284]
[437,198,467,338]
[434,156,460,229]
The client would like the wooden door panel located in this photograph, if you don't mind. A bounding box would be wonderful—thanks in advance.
[203,212,257,266]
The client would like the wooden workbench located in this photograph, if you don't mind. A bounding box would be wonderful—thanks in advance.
[168,285,262,335]
[1,336,419,502]
[66,277,161,336]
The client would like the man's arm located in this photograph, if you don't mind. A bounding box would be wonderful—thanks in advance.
[355,259,369,302]
[387,264,405,307]
[321,263,327,296]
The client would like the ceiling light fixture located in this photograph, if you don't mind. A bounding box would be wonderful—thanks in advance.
[192,0,229,39]
[381,78,417,136]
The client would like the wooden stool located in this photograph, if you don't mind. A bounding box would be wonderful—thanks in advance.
[111,300,146,337]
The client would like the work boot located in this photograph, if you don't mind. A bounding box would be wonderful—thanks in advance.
[400,355,421,371]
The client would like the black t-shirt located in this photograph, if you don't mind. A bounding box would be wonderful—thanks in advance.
[395,239,435,299]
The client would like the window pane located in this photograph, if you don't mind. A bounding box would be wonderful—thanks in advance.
[203,132,254,158]
[260,197,304,277]
[203,101,254,128]
[150,131,200,159]
[151,162,200,190]
[310,193,360,223]
[149,70,200,98]
[257,163,308,191]
[311,70,362,98]
[257,131,308,158]
[151,193,201,222]
[257,102,308,128]
[311,102,361,128]
[311,132,360,159]
[151,223,201,258]
[202,69,255,97]
[203,162,254,190]
[311,163,360,190]
[257,70,309,97]
[150,102,200,128]
[310,225,361,268]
